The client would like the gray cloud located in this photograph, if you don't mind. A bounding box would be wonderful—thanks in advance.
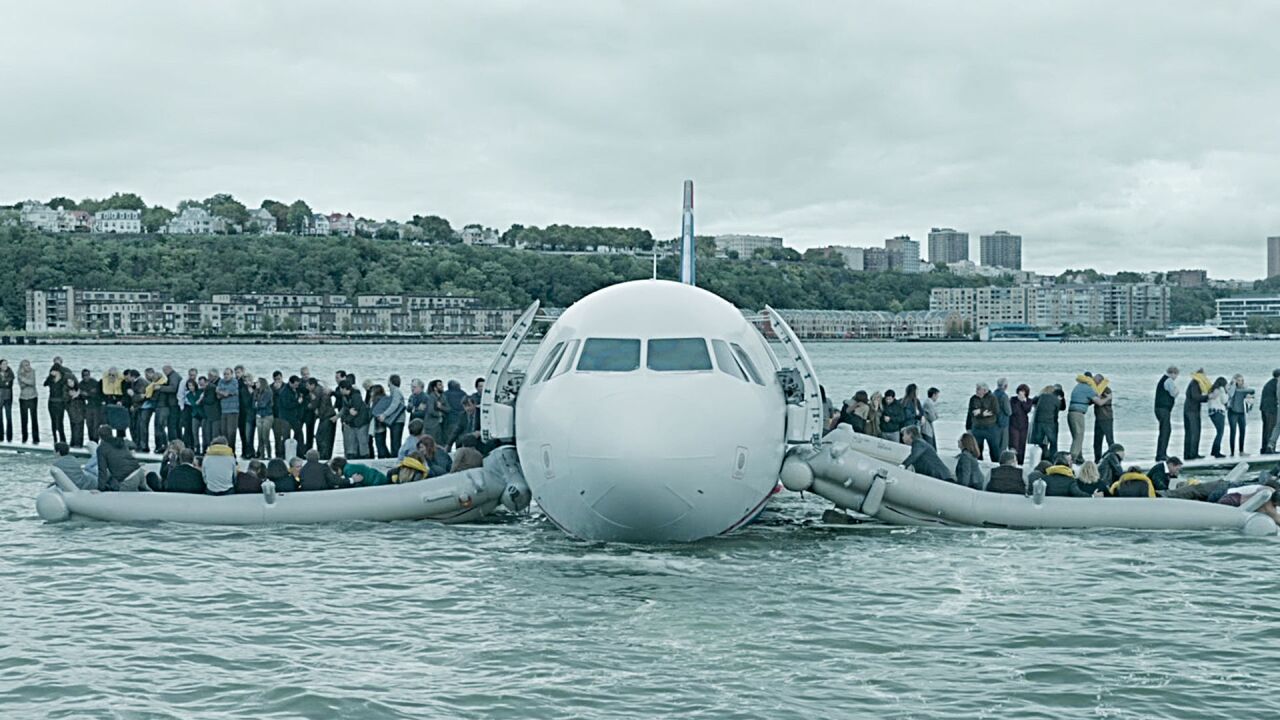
[2,1,1278,276]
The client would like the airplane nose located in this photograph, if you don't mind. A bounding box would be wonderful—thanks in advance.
[565,389,719,537]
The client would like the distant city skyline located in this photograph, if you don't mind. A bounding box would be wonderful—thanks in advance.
[3,3,1279,278]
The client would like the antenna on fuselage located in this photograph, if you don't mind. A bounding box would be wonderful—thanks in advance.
[680,179,695,285]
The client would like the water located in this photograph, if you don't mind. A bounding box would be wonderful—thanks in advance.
[3,341,1279,718]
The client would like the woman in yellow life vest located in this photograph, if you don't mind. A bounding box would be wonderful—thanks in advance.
[1110,468,1157,498]
[101,367,124,405]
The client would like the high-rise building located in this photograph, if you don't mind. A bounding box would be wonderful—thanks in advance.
[980,231,1022,270]
[884,235,921,273]
[1268,236,1280,279]
[927,227,969,265]
[862,247,890,272]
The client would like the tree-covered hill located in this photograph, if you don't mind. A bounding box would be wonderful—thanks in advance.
[0,227,993,330]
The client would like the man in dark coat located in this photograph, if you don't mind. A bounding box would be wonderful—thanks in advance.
[900,426,954,482]
[1262,369,1280,454]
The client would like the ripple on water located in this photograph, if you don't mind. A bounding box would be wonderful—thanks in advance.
[4,453,1280,718]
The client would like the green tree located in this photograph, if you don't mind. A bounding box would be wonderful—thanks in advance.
[411,215,456,245]
[143,206,174,233]
[286,200,313,234]
[100,192,147,211]
[203,193,249,226]
[46,196,77,210]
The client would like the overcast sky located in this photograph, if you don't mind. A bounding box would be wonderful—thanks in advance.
[3,1,1278,277]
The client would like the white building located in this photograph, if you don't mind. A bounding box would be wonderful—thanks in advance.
[19,201,64,232]
[1215,296,1280,332]
[884,235,921,274]
[246,208,278,234]
[715,234,784,259]
[932,283,1168,333]
[327,213,356,236]
[459,225,500,246]
[824,246,866,271]
[164,207,226,234]
[308,214,331,236]
[92,209,142,234]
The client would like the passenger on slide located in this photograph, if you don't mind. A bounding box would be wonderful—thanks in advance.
[898,426,953,482]
[202,436,237,496]
[1097,444,1126,487]
[1041,453,1077,497]
[986,451,1026,495]
[330,457,389,487]
[1110,467,1158,498]
[955,433,984,490]
[166,449,207,494]
[1147,458,1182,493]
[1072,460,1108,497]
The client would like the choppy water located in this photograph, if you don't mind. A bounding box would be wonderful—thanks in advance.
[3,341,1280,718]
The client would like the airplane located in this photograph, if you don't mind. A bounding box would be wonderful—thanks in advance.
[479,181,826,542]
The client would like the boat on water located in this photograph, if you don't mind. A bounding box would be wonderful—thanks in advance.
[1159,325,1235,341]
[979,324,1066,342]
[34,446,531,525]
[781,425,1278,536]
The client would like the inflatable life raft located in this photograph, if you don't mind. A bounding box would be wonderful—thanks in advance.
[781,425,1279,537]
[35,446,531,525]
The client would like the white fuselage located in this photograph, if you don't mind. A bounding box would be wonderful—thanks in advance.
[514,280,787,542]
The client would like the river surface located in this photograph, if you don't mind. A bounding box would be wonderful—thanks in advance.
[2,341,1279,718]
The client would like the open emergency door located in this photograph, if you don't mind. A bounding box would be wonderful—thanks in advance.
[480,300,540,442]
[765,306,825,446]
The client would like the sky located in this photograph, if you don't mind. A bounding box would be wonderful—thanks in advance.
[2,1,1278,277]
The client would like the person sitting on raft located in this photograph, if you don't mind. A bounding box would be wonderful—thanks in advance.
[986,451,1026,495]
[417,435,453,477]
[1147,457,1182,494]
[299,449,341,490]
[166,449,207,494]
[955,433,984,489]
[1110,466,1159,498]
[1098,444,1125,488]
[899,426,953,482]
[389,453,430,484]
[202,436,237,496]
[1041,453,1077,497]
[330,456,389,487]
[452,447,484,472]
[96,423,146,491]
[265,458,295,492]
[1073,461,1108,497]
[53,442,95,490]
[234,459,267,494]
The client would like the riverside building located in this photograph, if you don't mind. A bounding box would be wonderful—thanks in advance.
[25,286,520,337]
[1268,237,1280,279]
[931,282,1169,334]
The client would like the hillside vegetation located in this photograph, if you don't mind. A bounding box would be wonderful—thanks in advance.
[0,227,995,329]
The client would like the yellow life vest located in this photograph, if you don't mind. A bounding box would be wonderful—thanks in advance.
[1046,465,1075,479]
[1110,471,1156,498]
[1192,371,1212,395]
[1076,374,1109,396]
[391,456,429,483]
[101,375,123,396]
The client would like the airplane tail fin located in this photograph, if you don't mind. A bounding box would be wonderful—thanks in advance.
[680,180,695,285]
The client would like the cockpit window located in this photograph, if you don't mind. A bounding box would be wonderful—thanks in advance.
[730,342,765,385]
[577,338,641,372]
[531,341,566,385]
[647,338,712,372]
[711,340,747,382]
[550,339,580,379]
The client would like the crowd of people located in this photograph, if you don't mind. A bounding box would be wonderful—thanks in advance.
[9,355,493,496]
[1,356,485,459]
[826,367,1280,517]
